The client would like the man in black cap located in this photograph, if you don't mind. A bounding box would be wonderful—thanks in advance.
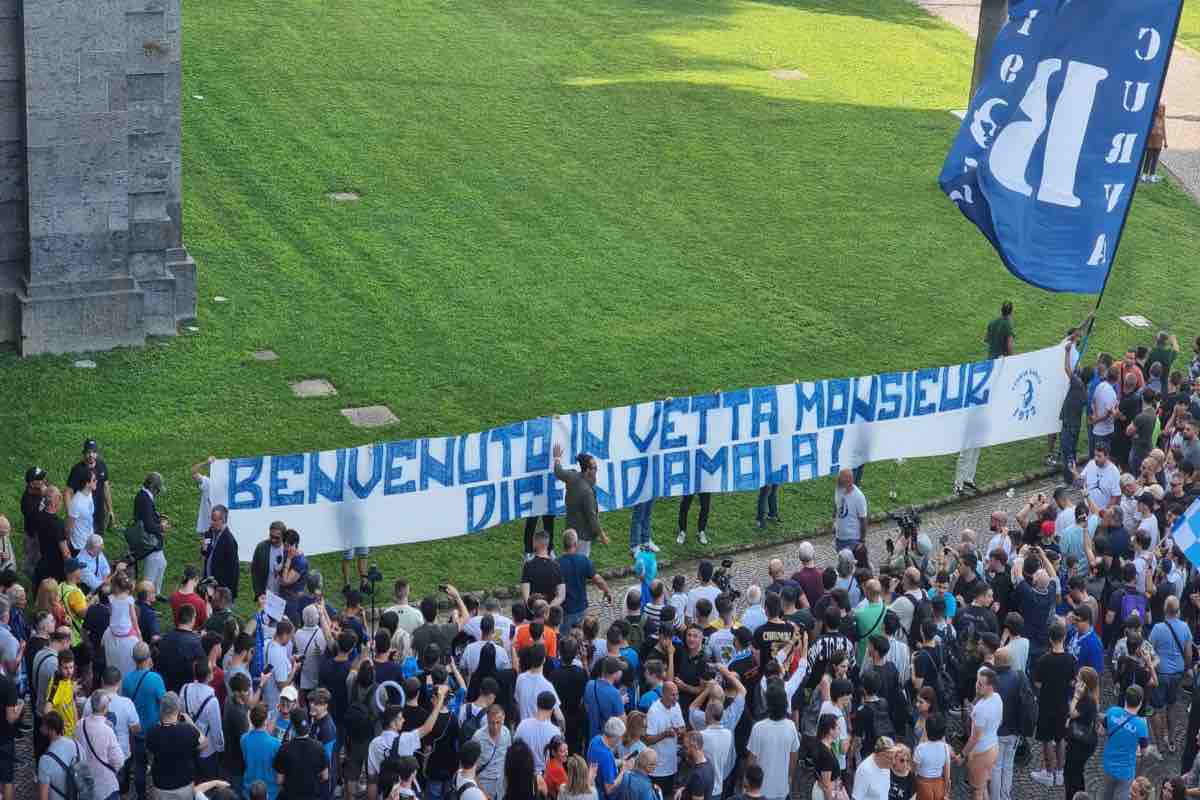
[66,440,114,535]
[21,467,48,575]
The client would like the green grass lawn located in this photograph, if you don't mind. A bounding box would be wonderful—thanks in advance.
[4,0,1200,617]
[1178,1,1200,51]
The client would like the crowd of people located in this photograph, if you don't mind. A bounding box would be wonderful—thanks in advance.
[0,318,1199,800]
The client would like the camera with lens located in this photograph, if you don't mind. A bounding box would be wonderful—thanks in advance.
[712,559,741,601]
[890,506,922,538]
[359,562,384,596]
[197,575,218,598]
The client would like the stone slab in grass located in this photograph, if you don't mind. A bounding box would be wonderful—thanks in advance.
[341,405,399,428]
[770,69,808,81]
[290,378,337,398]
[73,359,97,369]
[327,192,361,202]
[251,350,279,361]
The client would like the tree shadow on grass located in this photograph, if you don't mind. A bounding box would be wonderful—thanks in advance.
[746,0,946,29]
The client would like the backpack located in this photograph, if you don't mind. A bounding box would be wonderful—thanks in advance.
[344,690,377,743]
[799,686,824,739]
[865,697,896,739]
[122,519,159,562]
[44,741,95,800]
[918,645,958,713]
[1016,670,1038,738]
[897,593,933,648]
[623,617,646,652]
[452,779,478,800]
[1119,591,1149,625]
[458,703,486,747]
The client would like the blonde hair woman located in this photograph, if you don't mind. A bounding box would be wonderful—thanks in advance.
[35,578,65,627]
[962,667,1002,800]
[620,711,646,760]
[559,755,597,800]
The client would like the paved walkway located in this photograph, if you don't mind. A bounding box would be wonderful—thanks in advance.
[915,0,1200,203]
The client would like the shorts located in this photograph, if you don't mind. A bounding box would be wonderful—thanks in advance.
[0,738,13,783]
[343,547,369,560]
[1035,708,1067,742]
[1152,672,1183,709]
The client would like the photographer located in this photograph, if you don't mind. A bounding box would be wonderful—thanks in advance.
[883,511,931,581]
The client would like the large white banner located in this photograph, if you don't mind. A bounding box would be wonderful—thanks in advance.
[213,343,1070,558]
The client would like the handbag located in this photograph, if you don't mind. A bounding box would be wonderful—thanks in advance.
[1067,717,1097,748]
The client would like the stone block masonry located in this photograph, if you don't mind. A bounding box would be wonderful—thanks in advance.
[0,0,197,355]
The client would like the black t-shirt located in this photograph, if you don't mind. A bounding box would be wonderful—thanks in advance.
[0,674,17,740]
[35,511,68,581]
[402,704,429,733]
[147,721,200,789]
[814,742,839,778]
[888,772,915,800]
[520,557,562,601]
[67,459,109,530]
[424,709,458,778]
[673,648,707,705]
[753,620,795,668]
[953,604,999,660]
[952,574,981,605]
[222,700,250,772]
[1061,375,1088,424]
[156,630,205,693]
[1035,651,1077,719]
[549,664,588,720]
[20,489,45,536]
[683,758,715,800]
[273,735,328,800]
[318,658,353,723]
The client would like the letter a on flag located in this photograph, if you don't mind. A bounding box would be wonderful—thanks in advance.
[939,0,1183,293]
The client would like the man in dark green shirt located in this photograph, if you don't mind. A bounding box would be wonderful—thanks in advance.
[985,301,1015,359]
[1145,331,1179,385]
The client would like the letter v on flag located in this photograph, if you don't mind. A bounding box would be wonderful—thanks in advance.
[939,0,1183,293]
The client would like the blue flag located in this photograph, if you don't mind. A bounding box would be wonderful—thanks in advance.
[1172,498,1200,570]
[939,0,1182,293]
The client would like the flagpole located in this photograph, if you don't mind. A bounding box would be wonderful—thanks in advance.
[1085,0,1186,340]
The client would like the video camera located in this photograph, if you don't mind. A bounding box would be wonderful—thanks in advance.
[890,506,922,537]
[713,559,741,601]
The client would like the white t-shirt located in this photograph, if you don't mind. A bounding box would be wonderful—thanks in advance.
[265,545,285,594]
[914,740,950,779]
[367,729,421,777]
[972,693,1003,752]
[820,701,848,769]
[514,718,560,773]
[461,640,512,674]
[454,771,487,800]
[464,614,514,647]
[1138,515,1161,552]
[686,585,721,623]
[646,700,686,777]
[669,594,688,629]
[852,756,892,800]
[514,672,559,721]
[1055,506,1075,537]
[1081,460,1121,510]
[68,491,95,551]
[747,718,800,798]
[701,727,734,790]
[99,692,140,757]
[261,639,294,712]
[108,595,136,638]
[1092,381,1118,436]
[707,628,737,666]
[835,486,868,542]
[387,604,428,637]
[985,532,1013,561]
[195,475,212,534]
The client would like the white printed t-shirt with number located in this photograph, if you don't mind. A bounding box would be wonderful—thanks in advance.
[835,486,868,543]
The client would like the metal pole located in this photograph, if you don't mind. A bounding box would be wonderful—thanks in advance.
[970,0,1010,100]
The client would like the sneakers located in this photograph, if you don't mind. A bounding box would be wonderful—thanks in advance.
[962,480,979,495]
[766,515,783,525]
[698,530,709,545]
[1030,770,1054,786]
[644,540,660,552]
[753,519,766,530]
[676,530,686,545]
[1045,454,1059,466]
[1151,174,1162,183]
[1055,771,1064,786]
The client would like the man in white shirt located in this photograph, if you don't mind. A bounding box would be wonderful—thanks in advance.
[1136,492,1161,552]
[78,535,111,593]
[463,597,514,649]
[461,615,512,674]
[852,737,896,800]
[366,690,447,800]
[96,666,141,766]
[686,563,722,624]
[514,691,561,773]
[191,456,216,534]
[1090,367,1119,449]
[384,578,430,637]
[747,684,800,800]
[260,620,296,714]
[513,646,561,723]
[181,659,224,780]
[75,692,127,800]
[834,469,869,552]
[645,682,687,797]
[986,513,1015,562]
[1081,444,1122,512]
[454,740,488,800]
[67,469,97,554]
[1053,487,1075,536]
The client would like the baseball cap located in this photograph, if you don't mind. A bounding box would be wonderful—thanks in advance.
[63,558,83,574]
[280,686,299,702]
[82,439,98,453]
[1136,491,1157,506]
[25,467,47,483]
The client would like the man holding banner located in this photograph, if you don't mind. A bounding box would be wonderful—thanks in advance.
[552,443,608,557]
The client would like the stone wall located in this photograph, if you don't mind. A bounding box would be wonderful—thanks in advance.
[0,0,196,356]
[0,0,24,344]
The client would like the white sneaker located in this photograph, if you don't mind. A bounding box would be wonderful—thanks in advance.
[1055,770,1063,786]
[1145,745,1163,761]
[1151,175,1162,183]
[644,540,660,552]
[698,530,709,545]
[676,530,686,545]
[1030,770,1054,786]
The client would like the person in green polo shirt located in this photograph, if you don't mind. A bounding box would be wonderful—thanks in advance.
[986,301,1015,359]
[854,578,887,665]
